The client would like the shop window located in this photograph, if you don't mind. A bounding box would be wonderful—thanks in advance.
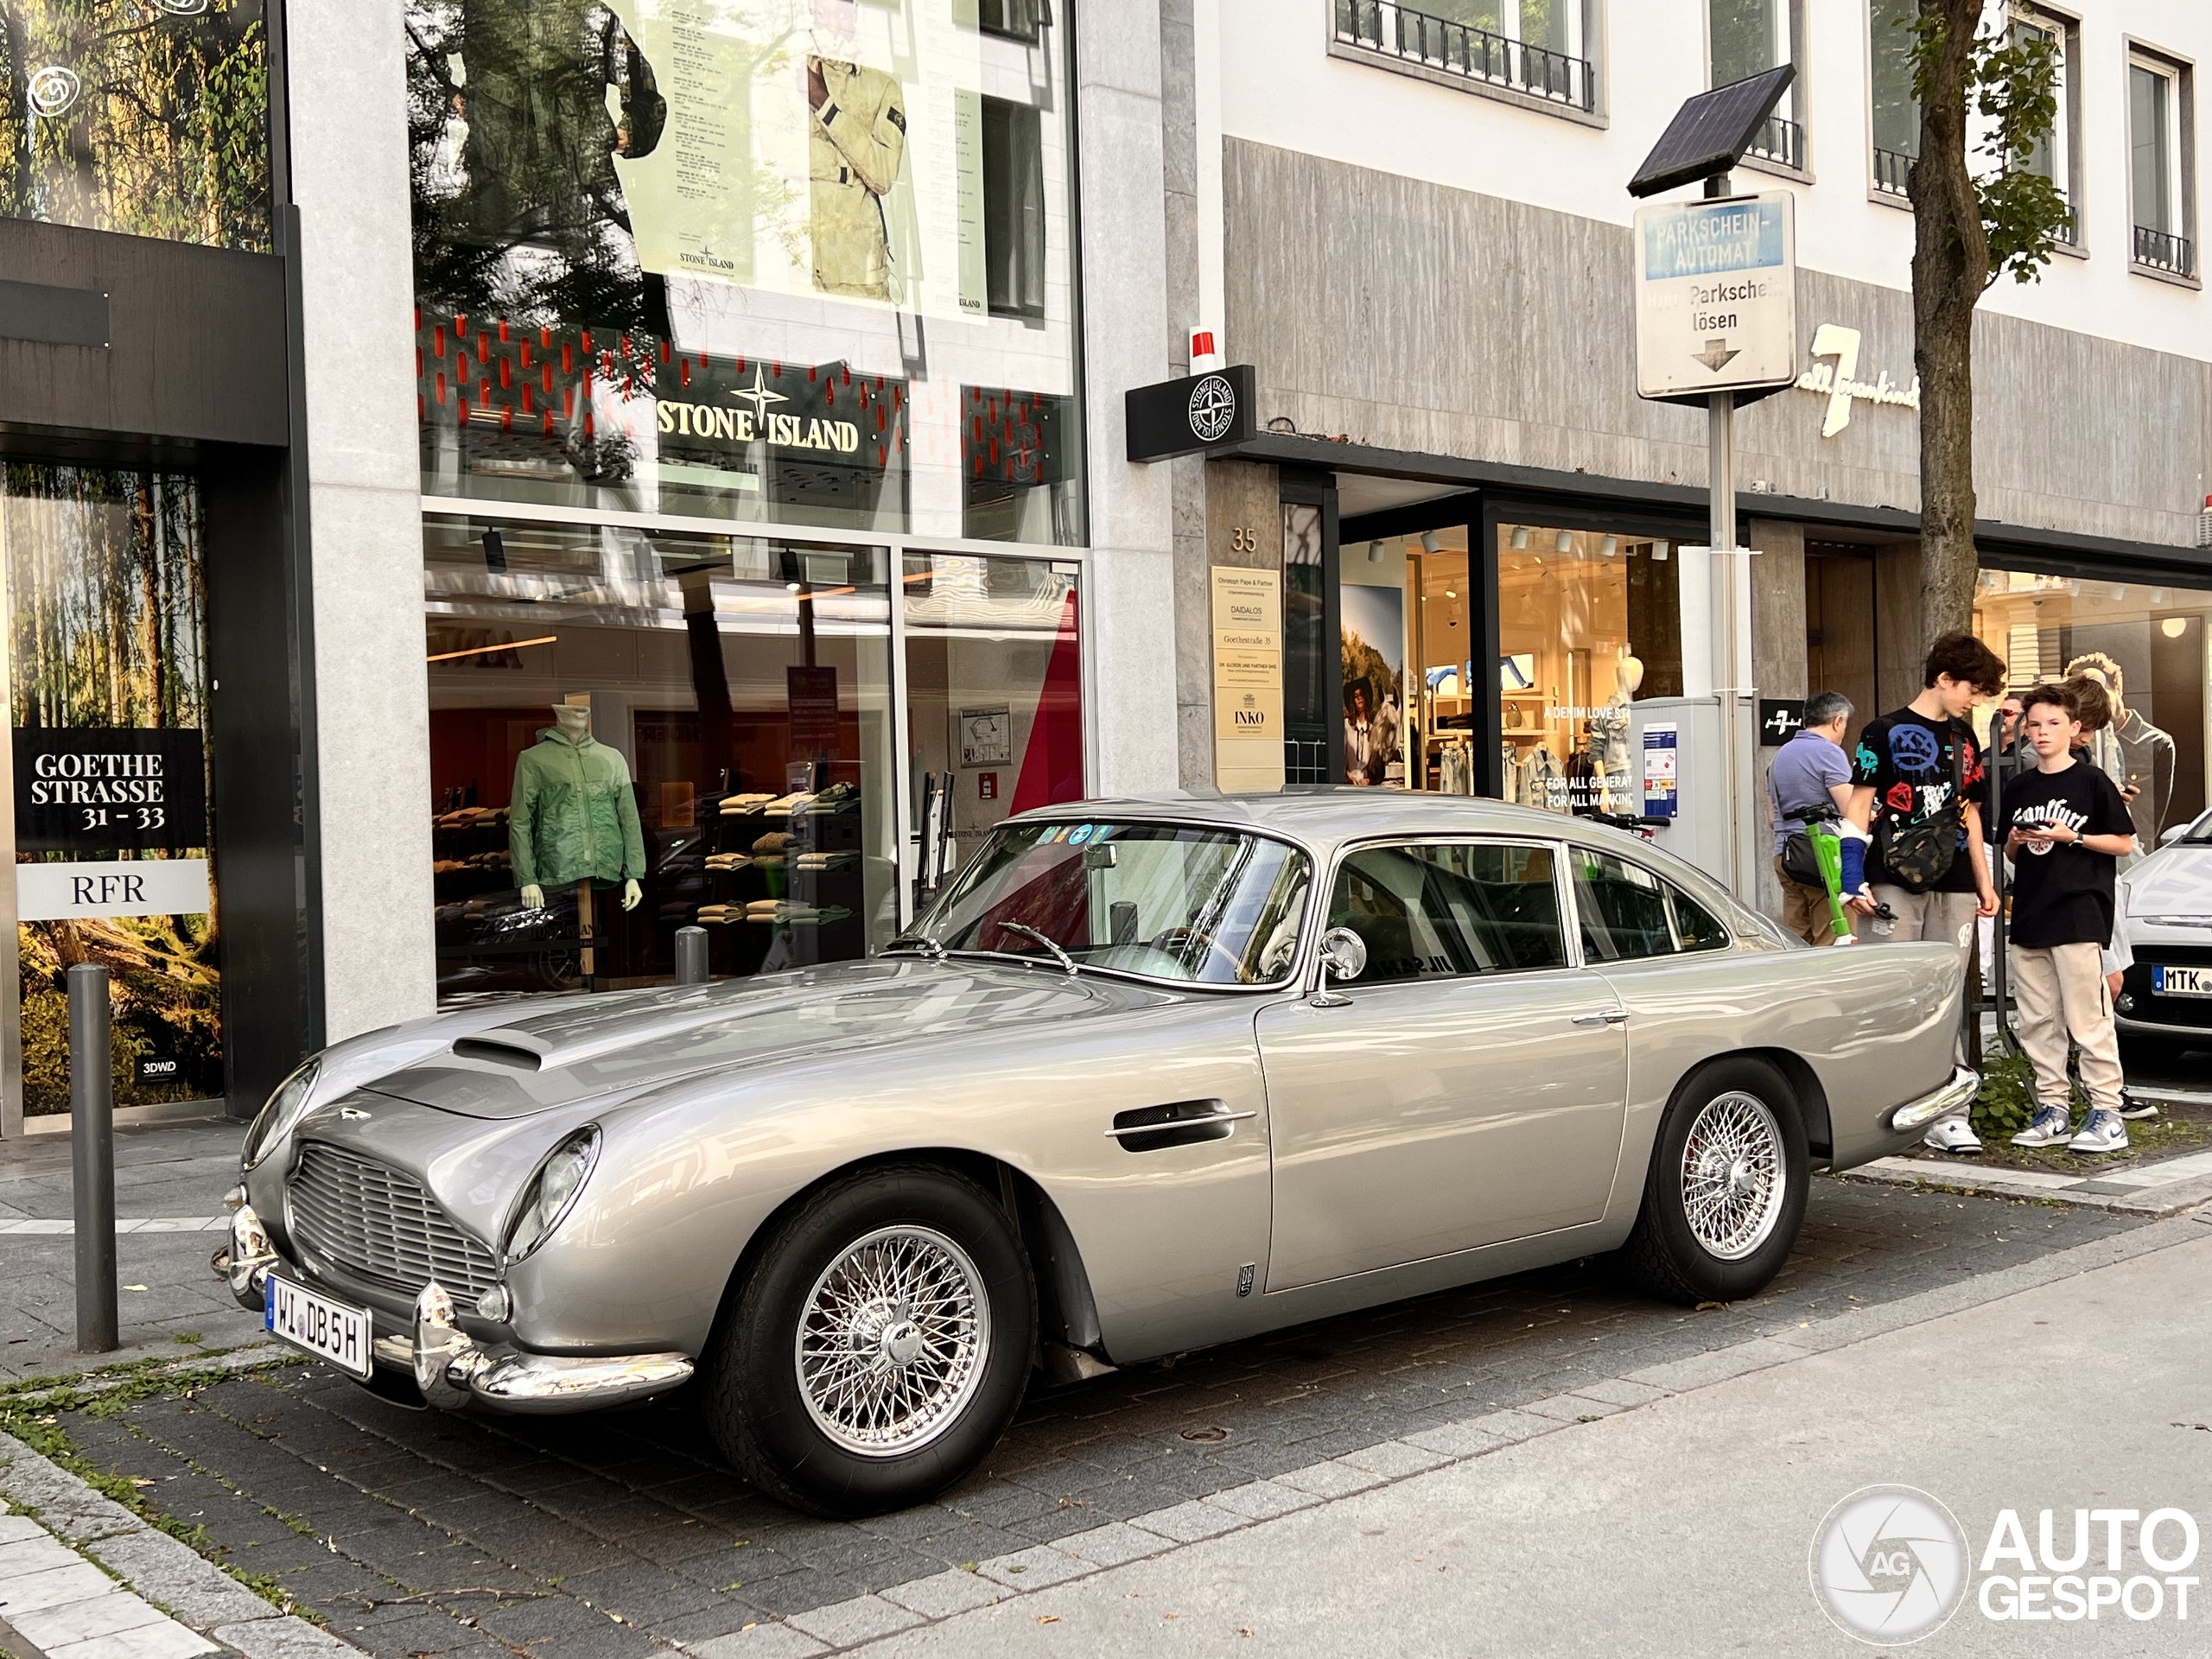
[982,98,1046,321]
[0,1,270,251]
[7,467,220,1117]
[1709,0,1802,169]
[1867,0,1917,198]
[407,0,1084,543]
[961,385,1078,543]
[1974,569,2211,855]
[2129,53,2195,276]
[1283,504,1331,785]
[424,518,895,1004]
[903,551,1084,903]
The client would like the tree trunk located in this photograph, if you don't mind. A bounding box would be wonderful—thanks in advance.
[1909,0,1990,648]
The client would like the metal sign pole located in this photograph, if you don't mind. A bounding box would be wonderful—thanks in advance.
[1709,388,1750,899]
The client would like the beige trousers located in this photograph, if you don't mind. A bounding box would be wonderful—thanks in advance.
[2012,941,2125,1117]
[1773,856,1847,946]
[1859,886,1978,960]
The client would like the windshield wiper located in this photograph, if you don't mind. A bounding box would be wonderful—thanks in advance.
[883,931,946,959]
[997,923,1079,976]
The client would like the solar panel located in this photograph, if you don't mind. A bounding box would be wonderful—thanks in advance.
[1627,66,1798,198]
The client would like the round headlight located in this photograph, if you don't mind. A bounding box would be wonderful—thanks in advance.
[241,1060,321,1172]
[505,1128,602,1262]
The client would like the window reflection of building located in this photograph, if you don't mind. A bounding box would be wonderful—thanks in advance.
[1973,568,2211,844]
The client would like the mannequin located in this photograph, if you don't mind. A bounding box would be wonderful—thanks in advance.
[512,703,645,913]
[1589,653,1642,812]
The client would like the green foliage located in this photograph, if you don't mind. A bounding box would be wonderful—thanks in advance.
[1970,1047,2082,1140]
[1908,3,2073,289]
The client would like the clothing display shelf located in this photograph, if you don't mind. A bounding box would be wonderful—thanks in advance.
[698,785,865,976]
[430,804,606,970]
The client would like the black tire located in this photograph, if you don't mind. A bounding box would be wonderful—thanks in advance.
[1622,1058,1808,1306]
[707,1164,1035,1517]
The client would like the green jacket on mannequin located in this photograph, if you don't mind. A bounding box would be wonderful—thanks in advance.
[509,726,647,888]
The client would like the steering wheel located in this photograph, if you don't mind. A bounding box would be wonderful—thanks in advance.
[1146,925,1248,983]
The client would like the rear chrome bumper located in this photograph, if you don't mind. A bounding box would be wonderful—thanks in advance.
[213,1205,692,1415]
[1888,1065,1980,1133]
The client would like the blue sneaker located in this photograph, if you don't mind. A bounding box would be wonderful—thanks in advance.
[2068,1110,2130,1154]
[2010,1107,2074,1147]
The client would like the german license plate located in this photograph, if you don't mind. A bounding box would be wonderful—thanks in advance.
[264,1276,373,1379]
[2153,965,2212,998]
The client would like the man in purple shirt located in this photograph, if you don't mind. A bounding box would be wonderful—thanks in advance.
[1767,691,1856,945]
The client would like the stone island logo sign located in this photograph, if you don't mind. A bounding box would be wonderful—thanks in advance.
[657,362,863,456]
[1810,1485,1969,1645]
[1797,322,1922,436]
[1188,374,1238,444]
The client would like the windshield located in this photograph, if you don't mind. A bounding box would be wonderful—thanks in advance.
[912,820,1313,986]
[2186,812,2212,845]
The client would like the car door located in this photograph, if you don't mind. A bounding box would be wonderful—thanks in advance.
[1255,837,1630,1293]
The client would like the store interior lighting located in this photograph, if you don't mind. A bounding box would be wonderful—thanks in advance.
[1420,531,1441,554]
[1554,530,1574,555]
[1601,536,1618,557]
[1653,540,1669,561]
[1510,524,1529,549]
[1368,540,1386,563]
[2164,616,2190,638]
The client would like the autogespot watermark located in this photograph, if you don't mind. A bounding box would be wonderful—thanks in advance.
[1810,1486,2203,1643]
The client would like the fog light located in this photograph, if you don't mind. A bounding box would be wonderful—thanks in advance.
[2117,993,2135,1014]
[476,1284,514,1323]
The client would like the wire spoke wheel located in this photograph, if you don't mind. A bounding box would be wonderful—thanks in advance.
[794,1225,991,1459]
[1678,1090,1787,1262]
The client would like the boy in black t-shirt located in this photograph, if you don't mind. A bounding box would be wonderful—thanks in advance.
[2000,683,2138,1154]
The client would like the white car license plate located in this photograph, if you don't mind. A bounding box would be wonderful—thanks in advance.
[264,1276,373,1379]
[2153,965,2212,999]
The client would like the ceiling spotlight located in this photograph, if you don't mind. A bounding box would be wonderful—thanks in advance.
[1653,540,1669,562]
[1510,525,1529,550]
[1601,536,1618,558]
[1445,588,1458,600]
[2113,586,2126,601]
[1421,531,1441,555]
[1368,540,1386,563]
[1555,530,1574,555]
[2160,616,2188,638]
[2068,581,2081,597]
[2152,588,2166,605]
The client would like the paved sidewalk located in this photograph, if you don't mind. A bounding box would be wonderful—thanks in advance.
[0,1120,261,1382]
[821,1213,2212,1657]
[1847,1143,2212,1213]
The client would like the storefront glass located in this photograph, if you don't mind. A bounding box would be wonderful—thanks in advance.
[407,0,1084,544]
[425,514,895,1003]
[1974,567,2212,848]
[7,467,220,1116]
[903,550,1084,894]
[0,1,270,251]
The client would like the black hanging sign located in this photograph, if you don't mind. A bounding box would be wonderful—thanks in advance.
[1758,698,1807,747]
[15,728,207,852]
[1125,365,1256,462]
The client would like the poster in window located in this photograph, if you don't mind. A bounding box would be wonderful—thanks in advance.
[1340,582,1405,788]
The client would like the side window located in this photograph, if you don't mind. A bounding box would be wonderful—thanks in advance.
[1326,842,1567,985]
[1572,851,1732,962]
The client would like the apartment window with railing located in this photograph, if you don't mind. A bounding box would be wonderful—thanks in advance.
[2129,51,2195,278]
[2010,7,2080,245]
[1332,0,1596,115]
[1868,0,1916,197]
[1711,0,1803,171]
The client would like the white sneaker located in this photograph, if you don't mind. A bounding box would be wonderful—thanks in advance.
[2010,1107,2075,1147]
[1923,1117,1984,1155]
[2067,1110,2130,1154]
[2119,1095,2160,1122]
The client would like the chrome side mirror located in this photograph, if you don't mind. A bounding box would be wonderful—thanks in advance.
[1311,926,1367,1007]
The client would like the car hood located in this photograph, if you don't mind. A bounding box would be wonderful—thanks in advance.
[359,957,1187,1119]
[2123,844,2212,925]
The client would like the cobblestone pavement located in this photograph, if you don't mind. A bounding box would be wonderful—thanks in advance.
[0,1118,257,1382]
[48,1179,2145,1659]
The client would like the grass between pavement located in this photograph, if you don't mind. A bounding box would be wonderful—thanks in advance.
[1894,1050,2212,1174]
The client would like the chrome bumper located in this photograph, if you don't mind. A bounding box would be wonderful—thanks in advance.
[1888,1065,1980,1133]
[213,1205,692,1415]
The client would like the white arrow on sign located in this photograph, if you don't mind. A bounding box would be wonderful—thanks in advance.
[1695,339,1741,373]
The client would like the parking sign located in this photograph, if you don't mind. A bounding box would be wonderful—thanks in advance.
[1633,192,1797,400]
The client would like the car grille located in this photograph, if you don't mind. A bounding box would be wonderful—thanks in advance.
[287,1143,499,1300]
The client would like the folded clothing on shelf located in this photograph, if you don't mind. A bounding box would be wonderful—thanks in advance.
[695,904,739,924]
[752,831,791,855]
[720,791,774,811]
[763,791,816,818]
[703,852,753,871]
[745,899,853,925]
[803,782,860,815]
[794,850,858,871]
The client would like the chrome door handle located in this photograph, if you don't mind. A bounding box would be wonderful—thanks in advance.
[1570,1010,1630,1027]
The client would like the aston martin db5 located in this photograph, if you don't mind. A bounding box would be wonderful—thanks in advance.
[219,791,1974,1515]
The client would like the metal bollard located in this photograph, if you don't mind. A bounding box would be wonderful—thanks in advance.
[673,925,709,987]
[68,963,118,1354]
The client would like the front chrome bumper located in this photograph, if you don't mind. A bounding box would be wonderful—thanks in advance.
[1888,1065,1980,1133]
[213,1205,693,1415]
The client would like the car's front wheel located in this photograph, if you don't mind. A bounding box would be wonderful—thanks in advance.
[1621,1058,1808,1306]
[707,1164,1035,1517]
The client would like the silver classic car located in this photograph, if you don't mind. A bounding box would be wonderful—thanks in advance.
[219,791,1975,1516]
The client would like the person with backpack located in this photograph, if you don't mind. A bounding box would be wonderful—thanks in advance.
[1998,683,2138,1154]
[1768,690,1859,945]
[1846,631,2007,1152]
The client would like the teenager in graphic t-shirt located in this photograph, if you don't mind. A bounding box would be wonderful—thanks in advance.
[1845,631,2006,1153]
[1999,683,2137,1154]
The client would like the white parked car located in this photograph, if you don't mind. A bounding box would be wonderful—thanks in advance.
[2115,808,2212,1071]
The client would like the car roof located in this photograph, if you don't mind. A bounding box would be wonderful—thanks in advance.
[1005,788,1755,922]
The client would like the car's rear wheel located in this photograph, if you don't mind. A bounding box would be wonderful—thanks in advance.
[707,1164,1034,1517]
[1622,1058,1808,1306]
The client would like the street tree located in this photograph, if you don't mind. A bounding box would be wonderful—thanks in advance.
[1904,0,2069,645]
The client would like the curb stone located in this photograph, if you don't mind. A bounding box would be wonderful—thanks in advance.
[0,1432,361,1657]
[698,1200,2212,1655]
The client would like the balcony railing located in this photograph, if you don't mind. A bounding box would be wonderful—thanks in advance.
[1872,145,1913,197]
[1744,111,1803,171]
[1334,0,1595,112]
[2135,224,2196,276]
